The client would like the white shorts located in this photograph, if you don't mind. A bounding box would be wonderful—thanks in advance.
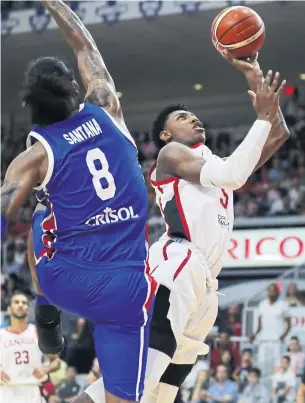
[149,237,219,365]
[0,385,43,403]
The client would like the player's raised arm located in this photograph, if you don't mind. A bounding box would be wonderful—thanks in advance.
[223,51,290,171]
[40,0,121,120]
[158,70,285,191]
[1,143,47,238]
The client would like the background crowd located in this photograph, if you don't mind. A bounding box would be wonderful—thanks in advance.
[1,1,305,400]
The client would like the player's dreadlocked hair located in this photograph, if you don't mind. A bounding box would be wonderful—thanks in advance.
[151,103,188,149]
[21,57,80,126]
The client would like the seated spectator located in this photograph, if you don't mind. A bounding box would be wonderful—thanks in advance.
[286,283,301,307]
[211,330,240,371]
[285,336,305,376]
[272,356,297,403]
[205,365,238,403]
[2,243,22,278]
[233,348,255,393]
[183,355,209,392]
[87,358,101,386]
[64,318,95,389]
[225,305,242,337]
[190,370,211,403]
[238,368,269,403]
[49,397,61,403]
[297,370,305,403]
[220,350,235,379]
[57,366,80,403]
[44,354,68,388]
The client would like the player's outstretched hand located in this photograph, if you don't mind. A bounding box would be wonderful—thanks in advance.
[222,50,260,74]
[248,70,286,123]
[0,369,10,385]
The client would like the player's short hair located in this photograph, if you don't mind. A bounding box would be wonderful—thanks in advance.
[21,57,79,126]
[248,367,261,378]
[151,103,188,148]
[10,292,28,305]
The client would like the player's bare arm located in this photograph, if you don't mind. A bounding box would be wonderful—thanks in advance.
[223,51,290,172]
[156,142,205,184]
[40,1,122,121]
[157,70,285,190]
[1,143,47,221]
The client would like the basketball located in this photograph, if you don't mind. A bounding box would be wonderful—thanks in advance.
[211,6,265,59]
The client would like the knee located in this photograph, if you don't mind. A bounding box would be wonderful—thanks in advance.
[160,363,193,388]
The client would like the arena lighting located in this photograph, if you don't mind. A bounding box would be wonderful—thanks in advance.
[284,85,295,96]
[116,91,123,99]
[193,83,203,91]
[300,74,305,80]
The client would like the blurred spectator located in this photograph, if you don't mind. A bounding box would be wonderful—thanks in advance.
[238,368,269,403]
[250,283,291,376]
[183,356,209,392]
[14,238,27,265]
[206,364,238,403]
[233,349,255,393]
[285,337,305,376]
[87,358,101,386]
[49,396,61,403]
[64,318,95,389]
[190,370,211,403]
[211,330,240,371]
[44,354,68,388]
[57,366,80,402]
[225,305,242,337]
[286,283,301,307]
[220,350,235,379]
[2,243,22,278]
[1,273,25,310]
[272,356,296,403]
[296,370,305,403]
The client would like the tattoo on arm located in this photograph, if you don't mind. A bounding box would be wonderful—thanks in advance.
[1,181,21,217]
[42,1,119,111]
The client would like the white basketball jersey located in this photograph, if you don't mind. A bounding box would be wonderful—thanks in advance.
[0,324,43,386]
[149,143,234,278]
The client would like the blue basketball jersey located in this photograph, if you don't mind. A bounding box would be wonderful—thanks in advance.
[27,103,148,265]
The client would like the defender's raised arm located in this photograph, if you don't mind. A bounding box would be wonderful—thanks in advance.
[41,0,122,118]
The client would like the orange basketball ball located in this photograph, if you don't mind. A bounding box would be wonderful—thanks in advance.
[211,6,265,59]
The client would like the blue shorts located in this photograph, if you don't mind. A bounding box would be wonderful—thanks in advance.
[32,211,156,401]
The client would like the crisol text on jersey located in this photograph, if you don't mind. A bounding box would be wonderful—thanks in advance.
[85,206,138,226]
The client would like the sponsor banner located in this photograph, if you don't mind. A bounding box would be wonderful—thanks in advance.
[224,227,305,268]
[2,1,268,38]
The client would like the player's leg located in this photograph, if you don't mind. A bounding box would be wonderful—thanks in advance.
[142,246,207,402]
[150,289,219,403]
[30,205,64,354]
[91,268,156,402]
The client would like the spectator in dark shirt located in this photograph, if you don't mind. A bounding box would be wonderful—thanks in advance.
[220,350,235,379]
[57,366,80,403]
[211,330,240,371]
[233,349,255,393]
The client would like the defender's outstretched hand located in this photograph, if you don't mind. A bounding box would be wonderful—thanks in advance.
[249,70,286,123]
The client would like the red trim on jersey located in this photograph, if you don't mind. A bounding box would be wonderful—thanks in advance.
[174,249,192,280]
[42,209,56,233]
[148,161,178,187]
[5,325,29,335]
[173,179,191,241]
[145,274,157,312]
[191,142,205,149]
[163,241,170,261]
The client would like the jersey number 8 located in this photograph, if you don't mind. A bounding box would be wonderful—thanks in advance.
[86,148,116,201]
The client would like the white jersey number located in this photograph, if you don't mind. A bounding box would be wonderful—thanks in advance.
[86,148,116,200]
